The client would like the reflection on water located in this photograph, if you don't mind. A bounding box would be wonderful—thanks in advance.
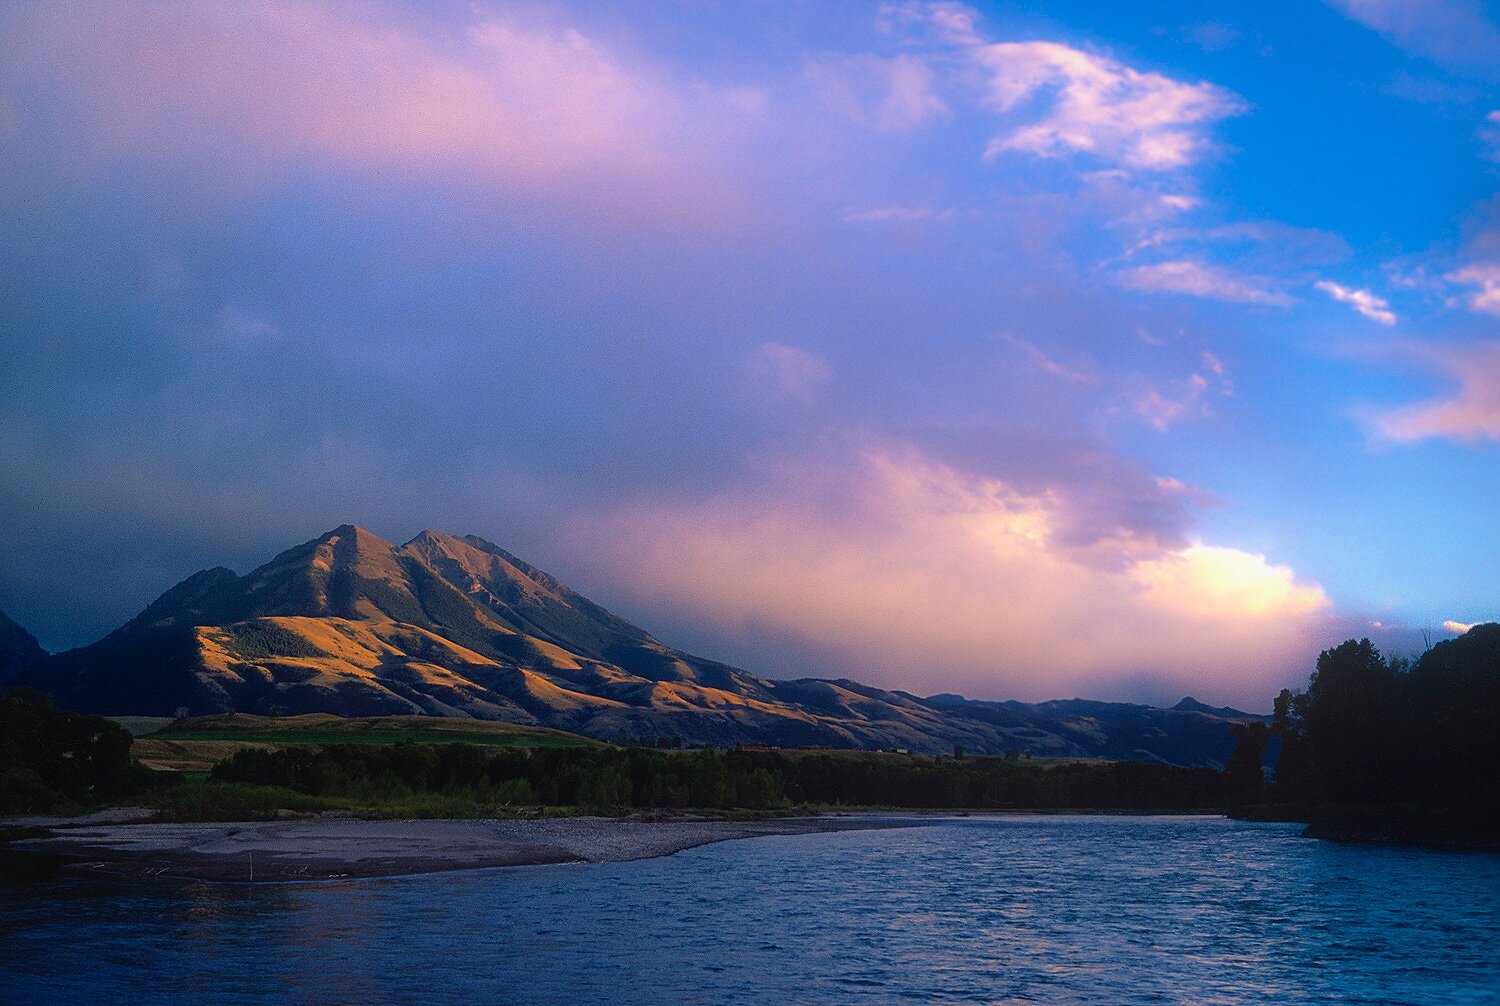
[4,815,1500,1005]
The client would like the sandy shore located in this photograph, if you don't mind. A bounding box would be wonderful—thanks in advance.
[9,814,915,883]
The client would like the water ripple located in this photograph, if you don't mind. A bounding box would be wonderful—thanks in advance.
[4,815,1500,1005]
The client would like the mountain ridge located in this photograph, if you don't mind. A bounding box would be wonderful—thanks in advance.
[0,608,47,680]
[9,524,1264,765]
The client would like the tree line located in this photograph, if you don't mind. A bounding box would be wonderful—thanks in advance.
[210,742,1229,811]
[1227,624,1499,830]
[0,688,160,813]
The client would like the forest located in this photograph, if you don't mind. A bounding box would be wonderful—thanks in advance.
[1233,624,1500,843]
[209,742,1229,813]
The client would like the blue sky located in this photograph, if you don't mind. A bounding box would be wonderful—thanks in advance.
[1,1,1497,708]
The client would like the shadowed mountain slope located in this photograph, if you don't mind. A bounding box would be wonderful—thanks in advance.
[13,525,1262,763]
[0,609,47,681]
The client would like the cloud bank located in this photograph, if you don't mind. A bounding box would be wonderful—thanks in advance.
[581,448,1331,708]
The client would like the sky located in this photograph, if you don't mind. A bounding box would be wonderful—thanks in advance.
[1,0,1497,709]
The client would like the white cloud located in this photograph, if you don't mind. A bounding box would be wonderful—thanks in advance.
[1160,194,1202,212]
[1443,619,1476,634]
[1315,280,1398,325]
[1122,260,1293,305]
[1447,262,1500,316]
[888,3,1245,172]
[968,41,1245,171]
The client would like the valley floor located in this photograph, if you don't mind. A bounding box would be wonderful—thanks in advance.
[7,814,919,883]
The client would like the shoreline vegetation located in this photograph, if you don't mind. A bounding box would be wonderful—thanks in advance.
[3,624,1497,880]
[1226,626,1500,853]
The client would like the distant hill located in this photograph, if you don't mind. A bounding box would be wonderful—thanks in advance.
[0,609,47,681]
[12,524,1263,764]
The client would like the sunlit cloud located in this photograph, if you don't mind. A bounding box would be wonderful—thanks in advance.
[1375,342,1500,442]
[581,447,1330,706]
[1315,280,1398,325]
[1443,619,1476,633]
[0,0,1489,705]
[1122,260,1294,305]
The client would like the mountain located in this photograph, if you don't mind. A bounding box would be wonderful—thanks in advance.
[13,525,1262,764]
[0,609,47,681]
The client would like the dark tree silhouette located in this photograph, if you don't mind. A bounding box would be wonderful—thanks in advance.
[1225,721,1269,804]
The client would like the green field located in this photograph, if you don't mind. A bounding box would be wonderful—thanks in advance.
[123,713,600,774]
[159,727,592,749]
[150,712,600,749]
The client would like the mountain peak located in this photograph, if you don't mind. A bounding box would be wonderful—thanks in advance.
[320,524,394,548]
[405,529,463,549]
[1173,696,1256,719]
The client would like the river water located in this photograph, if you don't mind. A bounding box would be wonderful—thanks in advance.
[4,815,1499,1005]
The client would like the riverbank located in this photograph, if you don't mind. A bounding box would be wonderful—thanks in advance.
[5,814,919,883]
[1230,803,1500,852]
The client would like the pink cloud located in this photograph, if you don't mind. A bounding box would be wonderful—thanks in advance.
[1132,374,1210,432]
[1447,262,1500,316]
[577,446,1330,707]
[1122,260,1294,305]
[4,2,751,225]
[1375,341,1500,442]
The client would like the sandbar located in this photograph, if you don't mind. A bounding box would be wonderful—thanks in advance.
[10,814,916,883]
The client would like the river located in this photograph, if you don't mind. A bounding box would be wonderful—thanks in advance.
[4,815,1499,1004]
